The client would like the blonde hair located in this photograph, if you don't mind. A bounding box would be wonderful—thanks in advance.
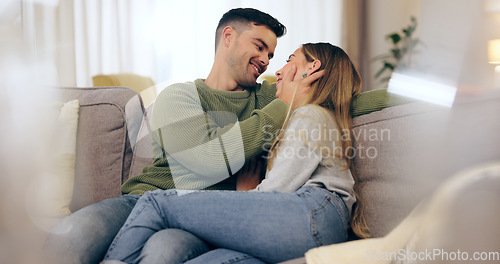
[267,43,369,238]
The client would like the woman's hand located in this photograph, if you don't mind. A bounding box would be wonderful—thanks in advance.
[277,65,324,108]
[236,158,264,191]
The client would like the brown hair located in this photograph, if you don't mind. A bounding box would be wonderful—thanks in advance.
[267,43,369,238]
[215,8,286,52]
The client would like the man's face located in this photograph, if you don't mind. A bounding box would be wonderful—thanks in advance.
[226,23,278,88]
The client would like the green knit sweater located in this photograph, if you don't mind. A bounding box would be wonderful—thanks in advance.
[121,79,289,195]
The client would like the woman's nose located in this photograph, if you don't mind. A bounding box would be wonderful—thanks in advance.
[275,69,282,77]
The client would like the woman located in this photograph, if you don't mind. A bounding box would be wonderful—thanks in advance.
[103,43,368,264]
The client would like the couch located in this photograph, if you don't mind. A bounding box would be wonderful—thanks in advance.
[57,85,500,263]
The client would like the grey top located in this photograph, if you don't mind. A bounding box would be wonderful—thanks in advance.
[254,105,356,215]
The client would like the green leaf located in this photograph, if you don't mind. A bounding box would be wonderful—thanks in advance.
[391,48,401,59]
[403,28,409,37]
[384,62,395,71]
[371,54,392,61]
[387,33,401,45]
[374,67,388,78]
[374,16,420,82]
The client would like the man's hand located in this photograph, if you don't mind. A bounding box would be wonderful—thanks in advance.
[236,158,264,191]
[277,65,325,108]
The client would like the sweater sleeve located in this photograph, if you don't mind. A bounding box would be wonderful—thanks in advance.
[240,80,287,158]
[151,82,287,189]
[254,106,325,192]
[239,98,288,158]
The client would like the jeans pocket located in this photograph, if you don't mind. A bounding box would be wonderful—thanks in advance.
[308,189,349,246]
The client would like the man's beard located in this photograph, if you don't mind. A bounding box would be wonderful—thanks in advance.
[227,58,258,88]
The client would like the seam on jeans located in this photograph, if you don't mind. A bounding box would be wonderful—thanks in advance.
[104,198,151,258]
[151,189,178,226]
[296,186,314,196]
[317,188,349,229]
[327,192,349,230]
[309,194,332,246]
[221,254,256,264]
[310,209,321,246]
[150,191,168,225]
[309,192,349,246]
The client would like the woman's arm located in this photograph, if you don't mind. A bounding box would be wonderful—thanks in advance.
[254,106,329,192]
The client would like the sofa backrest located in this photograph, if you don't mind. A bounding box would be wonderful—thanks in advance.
[58,87,144,212]
[351,101,449,237]
[352,89,500,238]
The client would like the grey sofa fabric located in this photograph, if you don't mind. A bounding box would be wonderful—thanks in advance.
[58,87,144,212]
[352,102,449,237]
[351,89,500,238]
[128,104,154,179]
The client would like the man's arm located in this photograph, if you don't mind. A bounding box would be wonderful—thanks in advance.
[151,82,287,189]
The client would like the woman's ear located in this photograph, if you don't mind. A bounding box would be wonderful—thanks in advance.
[307,60,322,75]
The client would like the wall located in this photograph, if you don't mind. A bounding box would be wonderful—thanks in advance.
[366,0,421,91]
[366,0,500,92]
[415,0,494,91]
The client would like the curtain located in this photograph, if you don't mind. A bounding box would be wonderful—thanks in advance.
[24,0,359,88]
[341,0,368,91]
[25,0,157,87]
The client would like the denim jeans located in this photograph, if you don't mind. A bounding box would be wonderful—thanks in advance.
[44,195,207,264]
[185,248,267,264]
[104,186,349,264]
[44,195,139,264]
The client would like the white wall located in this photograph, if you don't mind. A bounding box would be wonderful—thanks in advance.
[366,0,421,90]
[366,0,500,92]
[415,0,493,90]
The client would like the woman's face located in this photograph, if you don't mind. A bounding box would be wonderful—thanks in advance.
[275,48,310,98]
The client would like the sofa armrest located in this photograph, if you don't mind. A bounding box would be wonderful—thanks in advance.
[57,86,144,212]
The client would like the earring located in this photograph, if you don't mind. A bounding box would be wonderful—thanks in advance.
[302,73,308,78]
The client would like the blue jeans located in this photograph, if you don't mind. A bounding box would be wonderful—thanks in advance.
[44,195,139,264]
[44,195,207,264]
[104,186,349,264]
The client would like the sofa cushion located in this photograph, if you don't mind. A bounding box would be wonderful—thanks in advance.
[128,104,155,179]
[58,87,144,212]
[352,102,450,237]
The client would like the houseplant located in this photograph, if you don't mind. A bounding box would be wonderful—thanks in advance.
[373,16,423,87]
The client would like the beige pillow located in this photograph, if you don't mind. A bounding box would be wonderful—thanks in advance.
[52,99,79,216]
[30,99,80,217]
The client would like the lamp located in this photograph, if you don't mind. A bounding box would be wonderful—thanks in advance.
[488,39,500,64]
[489,39,500,89]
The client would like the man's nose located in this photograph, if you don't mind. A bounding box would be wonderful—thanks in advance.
[259,54,269,67]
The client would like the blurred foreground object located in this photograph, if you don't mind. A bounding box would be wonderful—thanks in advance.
[305,162,500,264]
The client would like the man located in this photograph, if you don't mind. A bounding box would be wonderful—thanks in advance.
[46,8,311,264]
[120,7,288,193]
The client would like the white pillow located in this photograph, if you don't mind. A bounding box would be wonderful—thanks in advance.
[29,99,80,218]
